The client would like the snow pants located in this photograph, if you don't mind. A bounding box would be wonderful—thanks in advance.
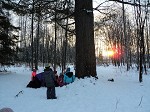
[47,86,56,99]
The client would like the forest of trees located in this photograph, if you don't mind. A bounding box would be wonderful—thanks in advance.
[94,0,150,82]
[0,0,150,82]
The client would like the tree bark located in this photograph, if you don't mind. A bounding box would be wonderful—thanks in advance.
[75,0,97,78]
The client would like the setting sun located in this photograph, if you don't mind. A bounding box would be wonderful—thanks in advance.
[102,50,114,57]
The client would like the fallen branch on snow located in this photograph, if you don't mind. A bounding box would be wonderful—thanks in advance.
[15,90,23,98]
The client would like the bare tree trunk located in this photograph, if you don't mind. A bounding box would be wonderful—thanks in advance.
[61,28,65,73]
[61,0,70,72]
[35,14,40,70]
[148,24,150,68]
[42,25,46,67]
[75,0,97,78]
[146,15,150,68]
[62,9,69,72]
[136,30,140,70]
[61,31,68,72]
[139,29,144,82]
[122,0,129,71]
[53,1,58,71]
[31,0,34,70]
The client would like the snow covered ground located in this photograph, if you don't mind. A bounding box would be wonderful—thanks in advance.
[0,64,150,112]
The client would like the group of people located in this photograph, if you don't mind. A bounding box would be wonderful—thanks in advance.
[28,64,76,99]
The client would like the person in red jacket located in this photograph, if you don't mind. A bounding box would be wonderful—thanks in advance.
[31,69,36,81]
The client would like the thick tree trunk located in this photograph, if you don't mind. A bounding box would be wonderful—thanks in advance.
[75,0,97,78]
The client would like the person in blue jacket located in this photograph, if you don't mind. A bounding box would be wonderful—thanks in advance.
[63,67,75,84]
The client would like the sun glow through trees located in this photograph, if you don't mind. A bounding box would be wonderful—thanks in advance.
[102,46,123,60]
[102,50,114,57]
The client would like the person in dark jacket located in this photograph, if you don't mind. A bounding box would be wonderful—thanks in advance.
[43,64,57,99]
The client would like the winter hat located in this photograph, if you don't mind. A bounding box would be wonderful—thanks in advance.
[54,70,57,74]
[33,68,36,72]
[45,63,50,68]
[66,67,70,72]
[0,108,14,112]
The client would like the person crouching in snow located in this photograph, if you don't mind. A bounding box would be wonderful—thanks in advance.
[43,64,57,99]
[63,67,75,85]
[31,69,36,81]
[57,73,65,87]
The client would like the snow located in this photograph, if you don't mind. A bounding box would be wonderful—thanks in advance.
[0,65,150,112]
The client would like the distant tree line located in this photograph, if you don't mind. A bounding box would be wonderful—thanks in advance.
[94,0,150,82]
[1,0,149,82]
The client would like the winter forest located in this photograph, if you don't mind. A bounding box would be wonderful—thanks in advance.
[1,0,150,80]
[0,0,150,112]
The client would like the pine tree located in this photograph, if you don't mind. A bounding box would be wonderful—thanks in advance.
[0,0,19,65]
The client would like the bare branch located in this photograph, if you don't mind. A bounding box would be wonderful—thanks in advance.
[108,0,145,6]
[94,0,109,10]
